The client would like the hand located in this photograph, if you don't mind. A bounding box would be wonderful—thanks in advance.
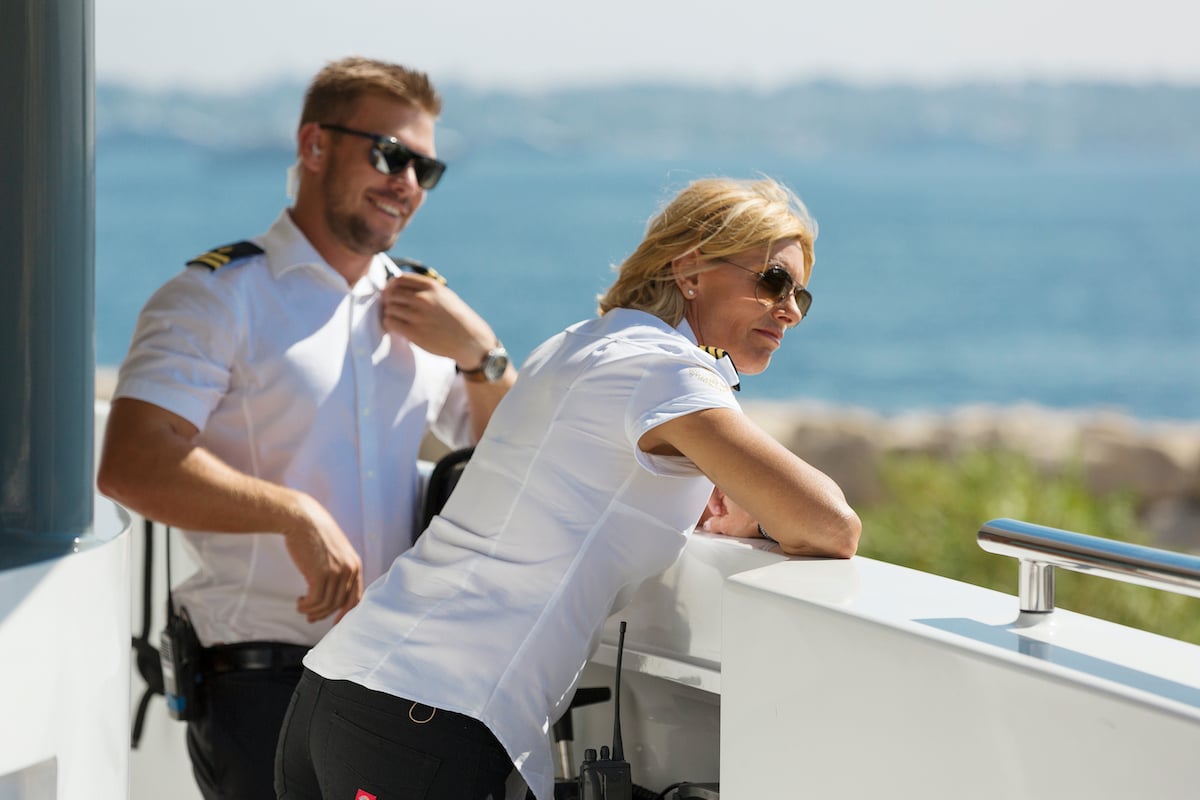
[380,272,497,367]
[282,493,364,623]
[698,487,762,538]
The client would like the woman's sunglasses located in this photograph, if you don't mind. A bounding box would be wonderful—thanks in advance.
[713,257,813,319]
[319,123,447,190]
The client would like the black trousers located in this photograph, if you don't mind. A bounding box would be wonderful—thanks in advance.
[275,668,514,800]
[186,660,305,800]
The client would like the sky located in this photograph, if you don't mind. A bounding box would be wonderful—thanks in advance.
[96,0,1200,92]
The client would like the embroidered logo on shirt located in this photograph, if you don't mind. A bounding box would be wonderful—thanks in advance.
[684,367,733,393]
[355,790,377,800]
[185,240,265,271]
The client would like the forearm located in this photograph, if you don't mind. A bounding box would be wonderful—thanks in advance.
[645,408,861,558]
[729,445,861,558]
[764,505,861,558]
[97,399,307,534]
[462,365,517,442]
[109,448,306,533]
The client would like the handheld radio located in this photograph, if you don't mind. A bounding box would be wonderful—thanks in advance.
[578,620,633,800]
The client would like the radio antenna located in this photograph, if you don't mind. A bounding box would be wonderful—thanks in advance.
[612,620,626,761]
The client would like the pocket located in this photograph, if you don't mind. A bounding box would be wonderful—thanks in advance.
[273,680,307,797]
[319,710,441,800]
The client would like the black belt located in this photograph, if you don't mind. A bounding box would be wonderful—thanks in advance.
[203,641,309,675]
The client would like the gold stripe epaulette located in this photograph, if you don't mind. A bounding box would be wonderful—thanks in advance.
[186,241,265,271]
[387,256,448,285]
[697,344,740,391]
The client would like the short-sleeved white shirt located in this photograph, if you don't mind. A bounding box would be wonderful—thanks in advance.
[304,308,742,799]
[113,210,473,646]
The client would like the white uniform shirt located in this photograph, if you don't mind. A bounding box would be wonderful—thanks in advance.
[304,308,742,799]
[114,210,473,646]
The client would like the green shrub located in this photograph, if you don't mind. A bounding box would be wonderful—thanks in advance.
[857,448,1200,645]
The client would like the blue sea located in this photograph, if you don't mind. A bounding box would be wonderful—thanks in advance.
[96,137,1200,422]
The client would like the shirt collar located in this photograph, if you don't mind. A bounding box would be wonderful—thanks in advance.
[590,309,740,389]
[262,210,391,295]
[651,313,742,391]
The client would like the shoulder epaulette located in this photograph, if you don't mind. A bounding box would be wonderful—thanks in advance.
[386,256,448,285]
[186,241,265,271]
[697,344,740,392]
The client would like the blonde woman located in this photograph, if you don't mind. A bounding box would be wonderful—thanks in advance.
[275,177,861,800]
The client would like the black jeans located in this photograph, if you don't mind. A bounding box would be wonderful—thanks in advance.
[276,669,514,800]
[187,663,305,800]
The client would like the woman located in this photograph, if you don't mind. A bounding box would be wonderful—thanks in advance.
[275,177,861,800]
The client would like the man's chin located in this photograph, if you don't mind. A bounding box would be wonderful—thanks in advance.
[342,233,401,257]
[379,221,409,251]
[376,232,402,253]
[330,215,406,255]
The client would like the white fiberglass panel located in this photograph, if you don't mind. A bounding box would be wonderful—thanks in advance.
[721,557,1200,799]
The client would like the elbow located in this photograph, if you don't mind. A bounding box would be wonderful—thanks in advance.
[95,461,127,505]
[96,458,144,512]
[781,503,861,559]
[827,505,862,559]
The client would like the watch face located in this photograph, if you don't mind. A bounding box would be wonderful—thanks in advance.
[483,349,509,381]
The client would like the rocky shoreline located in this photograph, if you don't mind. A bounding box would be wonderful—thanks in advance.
[742,399,1200,553]
[95,368,1200,553]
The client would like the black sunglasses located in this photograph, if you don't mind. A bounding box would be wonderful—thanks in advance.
[714,257,813,320]
[319,123,447,190]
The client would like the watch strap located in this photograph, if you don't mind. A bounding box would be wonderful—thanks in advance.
[456,345,508,382]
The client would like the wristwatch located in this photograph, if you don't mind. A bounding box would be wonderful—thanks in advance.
[457,345,509,383]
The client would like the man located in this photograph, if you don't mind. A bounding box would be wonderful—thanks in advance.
[97,57,515,800]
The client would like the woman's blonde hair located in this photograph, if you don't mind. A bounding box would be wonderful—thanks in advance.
[598,177,817,325]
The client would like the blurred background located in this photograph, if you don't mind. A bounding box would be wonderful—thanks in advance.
[93,0,1200,642]
[95,0,1200,421]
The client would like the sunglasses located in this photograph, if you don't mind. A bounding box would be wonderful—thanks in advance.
[714,257,813,319]
[319,123,447,190]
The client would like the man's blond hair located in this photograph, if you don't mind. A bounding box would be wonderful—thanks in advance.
[299,56,441,129]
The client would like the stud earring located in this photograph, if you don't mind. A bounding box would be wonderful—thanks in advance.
[687,289,695,297]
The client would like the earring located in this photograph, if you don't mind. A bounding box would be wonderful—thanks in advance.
[687,289,695,297]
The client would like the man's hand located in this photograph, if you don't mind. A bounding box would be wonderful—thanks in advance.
[381,272,497,367]
[283,494,364,623]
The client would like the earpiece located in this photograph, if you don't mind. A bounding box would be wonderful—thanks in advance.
[311,144,321,156]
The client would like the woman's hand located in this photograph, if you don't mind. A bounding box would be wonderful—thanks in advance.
[697,487,761,538]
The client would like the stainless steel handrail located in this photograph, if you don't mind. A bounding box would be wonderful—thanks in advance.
[977,517,1200,613]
